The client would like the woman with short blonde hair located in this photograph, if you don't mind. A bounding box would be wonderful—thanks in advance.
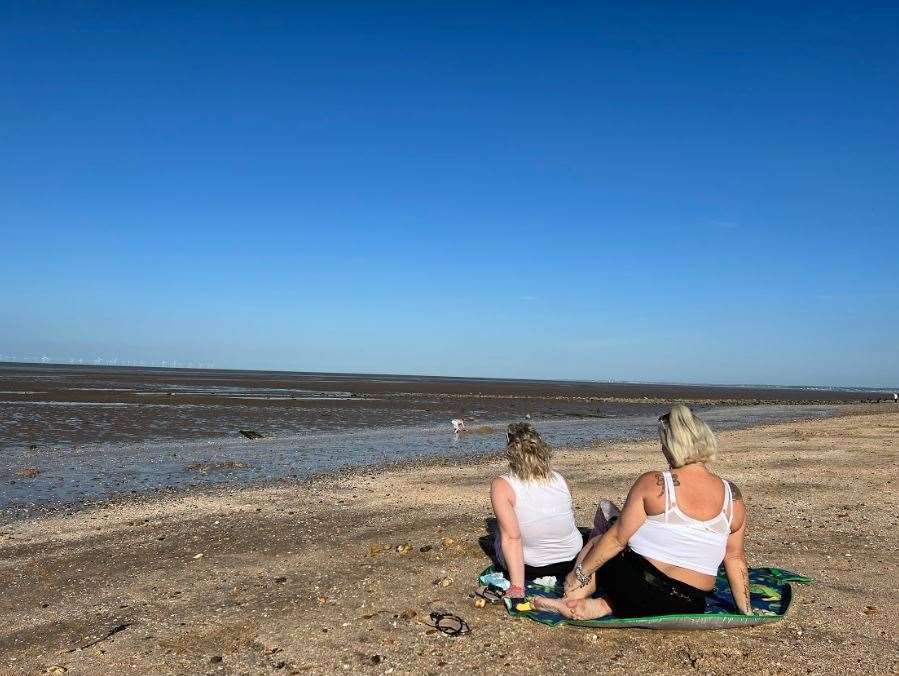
[490,423,584,602]
[535,404,753,620]
[658,404,718,467]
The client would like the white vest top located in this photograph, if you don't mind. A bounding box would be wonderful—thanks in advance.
[628,470,734,576]
[500,471,583,567]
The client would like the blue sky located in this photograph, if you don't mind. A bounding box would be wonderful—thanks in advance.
[1,2,897,387]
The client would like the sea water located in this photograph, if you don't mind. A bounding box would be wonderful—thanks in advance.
[0,404,837,512]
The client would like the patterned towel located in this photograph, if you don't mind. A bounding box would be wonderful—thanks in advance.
[477,565,812,630]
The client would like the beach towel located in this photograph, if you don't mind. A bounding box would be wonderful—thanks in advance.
[477,565,811,630]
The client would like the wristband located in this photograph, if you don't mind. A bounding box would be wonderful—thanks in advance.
[507,585,525,597]
[574,563,592,587]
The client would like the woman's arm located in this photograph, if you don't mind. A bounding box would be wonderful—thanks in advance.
[723,490,751,615]
[566,473,652,592]
[490,477,525,591]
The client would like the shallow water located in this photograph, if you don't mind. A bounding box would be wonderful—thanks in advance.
[0,404,838,512]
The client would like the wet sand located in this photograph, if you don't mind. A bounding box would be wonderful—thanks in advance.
[0,363,884,449]
[5,362,883,513]
[1,410,896,675]
[0,403,844,513]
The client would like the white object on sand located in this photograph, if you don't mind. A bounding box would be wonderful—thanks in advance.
[451,418,466,433]
[532,576,557,588]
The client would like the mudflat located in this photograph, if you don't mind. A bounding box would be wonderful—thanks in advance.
[1,362,883,449]
[1,411,897,675]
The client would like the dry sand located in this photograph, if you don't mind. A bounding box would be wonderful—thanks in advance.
[1,410,897,675]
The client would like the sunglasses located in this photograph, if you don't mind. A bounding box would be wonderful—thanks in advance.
[428,611,470,636]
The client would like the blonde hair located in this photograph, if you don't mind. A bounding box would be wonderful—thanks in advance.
[505,422,552,481]
[658,404,718,467]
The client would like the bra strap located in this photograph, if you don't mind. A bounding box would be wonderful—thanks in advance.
[663,470,677,518]
[722,479,733,524]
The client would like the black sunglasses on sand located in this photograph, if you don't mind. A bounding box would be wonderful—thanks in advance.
[428,611,470,636]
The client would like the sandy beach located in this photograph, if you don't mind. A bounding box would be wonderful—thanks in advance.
[1,410,897,675]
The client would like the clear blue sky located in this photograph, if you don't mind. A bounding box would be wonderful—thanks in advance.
[2,2,897,387]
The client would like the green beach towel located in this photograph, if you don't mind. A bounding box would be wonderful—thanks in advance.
[478,565,811,630]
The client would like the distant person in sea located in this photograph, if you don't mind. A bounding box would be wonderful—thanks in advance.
[491,423,584,602]
[534,404,753,619]
[451,418,467,433]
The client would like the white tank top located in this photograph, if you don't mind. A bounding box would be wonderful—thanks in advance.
[628,470,734,576]
[500,471,583,567]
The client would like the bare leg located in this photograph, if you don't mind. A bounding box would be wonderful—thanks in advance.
[564,596,613,620]
[532,595,577,618]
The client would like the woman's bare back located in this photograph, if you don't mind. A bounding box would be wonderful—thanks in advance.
[643,464,729,521]
[639,464,743,591]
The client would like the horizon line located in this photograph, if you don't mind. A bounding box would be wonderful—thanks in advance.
[0,360,895,393]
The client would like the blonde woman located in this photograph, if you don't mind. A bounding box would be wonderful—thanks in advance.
[491,423,584,601]
[536,404,752,619]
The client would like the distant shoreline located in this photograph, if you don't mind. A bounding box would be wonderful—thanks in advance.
[0,360,894,394]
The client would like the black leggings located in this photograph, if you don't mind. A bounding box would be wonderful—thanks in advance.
[522,557,579,580]
[595,548,708,617]
[497,533,588,582]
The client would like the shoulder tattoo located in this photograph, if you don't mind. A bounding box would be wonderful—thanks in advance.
[655,471,678,497]
[727,480,743,501]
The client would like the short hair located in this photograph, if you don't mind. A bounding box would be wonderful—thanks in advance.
[658,404,718,467]
[505,422,552,481]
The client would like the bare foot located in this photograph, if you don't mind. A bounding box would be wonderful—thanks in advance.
[531,595,576,618]
[564,596,613,620]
